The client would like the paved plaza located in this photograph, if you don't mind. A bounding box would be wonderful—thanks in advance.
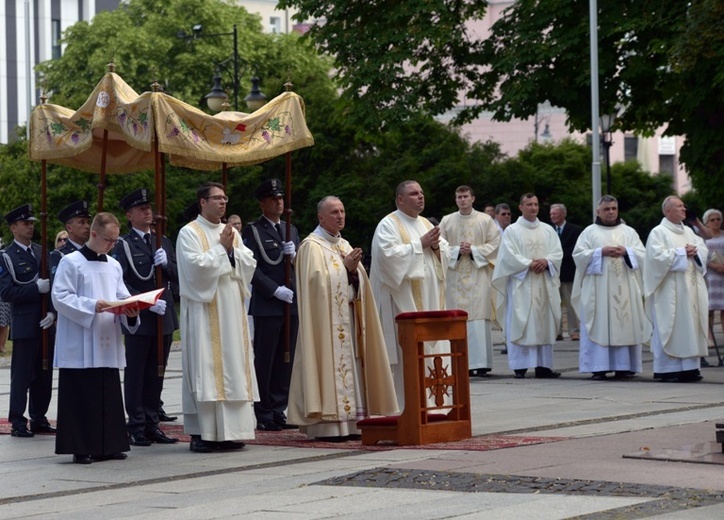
[1,331,723,519]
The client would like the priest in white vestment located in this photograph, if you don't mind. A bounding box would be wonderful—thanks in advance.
[288,197,398,440]
[370,180,450,408]
[439,185,500,376]
[571,195,647,380]
[644,196,709,382]
[177,182,258,452]
[492,193,563,379]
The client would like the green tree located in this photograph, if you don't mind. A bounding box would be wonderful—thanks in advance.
[277,0,489,128]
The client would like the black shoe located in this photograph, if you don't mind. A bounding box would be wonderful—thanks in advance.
[614,371,635,379]
[701,357,711,368]
[257,421,282,431]
[129,431,153,446]
[535,368,561,379]
[316,436,349,442]
[189,435,214,453]
[556,334,564,341]
[31,422,57,434]
[591,372,608,381]
[501,348,508,354]
[347,434,362,441]
[215,440,246,451]
[158,408,178,422]
[514,369,527,379]
[92,452,128,461]
[477,369,492,378]
[10,426,34,438]
[73,454,93,464]
[146,428,178,444]
[276,421,298,430]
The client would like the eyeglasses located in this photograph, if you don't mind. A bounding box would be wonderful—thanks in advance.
[99,235,119,246]
[56,238,67,243]
[205,195,229,203]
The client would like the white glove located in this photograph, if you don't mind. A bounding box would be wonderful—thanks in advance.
[282,241,296,256]
[273,285,294,304]
[39,312,55,329]
[153,248,168,267]
[149,299,167,315]
[36,278,50,294]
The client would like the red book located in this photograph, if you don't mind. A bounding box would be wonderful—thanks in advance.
[102,288,165,315]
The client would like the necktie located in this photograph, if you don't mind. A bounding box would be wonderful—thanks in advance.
[557,227,562,236]
[144,233,152,251]
[274,223,283,241]
[27,246,35,259]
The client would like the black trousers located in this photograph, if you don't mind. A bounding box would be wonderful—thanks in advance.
[8,335,54,429]
[55,368,129,456]
[123,333,172,434]
[253,315,298,424]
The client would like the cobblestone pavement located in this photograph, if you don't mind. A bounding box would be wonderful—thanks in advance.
[318,468,724,519]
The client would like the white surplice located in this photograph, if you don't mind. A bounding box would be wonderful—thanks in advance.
[571,222,647,374]
[53,250,139,369]
[491,217,562,371]
[643,218,709,374]
[370,210,450,408]
[177,215,259,441]
[439,209,500,370]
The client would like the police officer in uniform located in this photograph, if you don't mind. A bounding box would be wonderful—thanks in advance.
[113,188,179,446]
[242,179,300,431]
[50,200,92,280]
[0,204,56,437]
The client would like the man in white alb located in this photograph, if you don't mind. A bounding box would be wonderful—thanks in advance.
[439,185,500,377]
[370,180,450,407]
[572,195,647,380]
[644,195,708,382]
[177,182,258,452]
[492,193,563,379]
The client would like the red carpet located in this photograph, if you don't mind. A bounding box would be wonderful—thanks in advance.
[1,419,567,451]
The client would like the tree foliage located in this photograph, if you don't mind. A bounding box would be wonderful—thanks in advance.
[277,0,489,129]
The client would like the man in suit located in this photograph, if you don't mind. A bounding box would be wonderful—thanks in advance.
[0,204,56,437]
[550,203,583,340]
[113,188,179,446]
[50,200,92,280]
[241,178,300,431]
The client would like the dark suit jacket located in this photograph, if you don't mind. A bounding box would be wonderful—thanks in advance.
[554,221,583,283]
[241,217,300,317]
[112,231,179,336]
[0,242,53,340]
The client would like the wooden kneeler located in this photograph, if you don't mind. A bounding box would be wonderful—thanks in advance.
[357,310,472,445]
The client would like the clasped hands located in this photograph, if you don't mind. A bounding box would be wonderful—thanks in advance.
[529,258,549,273]
[685,244,699,258]
[341,247,363,273]
[421,226,441,250]
[602,245,626,258]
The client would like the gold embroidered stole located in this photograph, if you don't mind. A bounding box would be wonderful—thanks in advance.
[388,212,445,310]
[188,221,251,400]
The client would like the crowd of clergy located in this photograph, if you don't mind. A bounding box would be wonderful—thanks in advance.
[0,177,714,460]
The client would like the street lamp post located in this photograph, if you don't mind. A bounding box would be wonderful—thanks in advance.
[600,113,615,196]
[179,24,267,112]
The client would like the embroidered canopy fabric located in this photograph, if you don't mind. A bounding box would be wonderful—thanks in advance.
[29,72,314,173]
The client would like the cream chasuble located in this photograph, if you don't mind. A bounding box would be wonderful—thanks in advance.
[288,228,398,437]
[492,217,562,348]
[370,210,450,407]
[644,218,709,361]
[177,215,258,441]
[439,209,500,369]
[571,222,647,374]
[572,223,648,347]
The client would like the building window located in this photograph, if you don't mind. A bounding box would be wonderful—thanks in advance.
[659,155,675,176]
[624,136,638,162]
[52,19,62,60]
[269,16,282,34]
